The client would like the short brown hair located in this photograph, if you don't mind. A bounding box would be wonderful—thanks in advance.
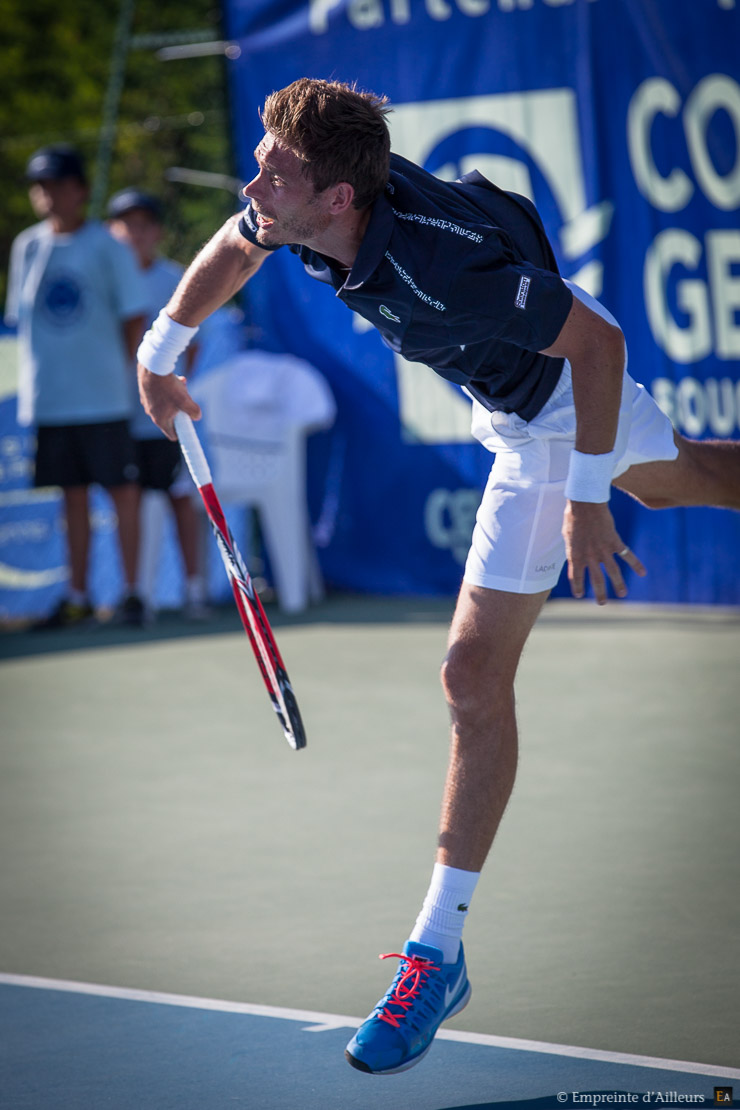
[260,78,391,210]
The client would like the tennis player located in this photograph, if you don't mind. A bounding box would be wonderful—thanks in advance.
[136,79,740,1076]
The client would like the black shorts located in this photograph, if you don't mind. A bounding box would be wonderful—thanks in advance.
[135,437,184,492]
[34,420,139,489]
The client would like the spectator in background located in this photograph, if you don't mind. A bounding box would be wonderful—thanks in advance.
[107,188,208,620]
[5,145,148,628]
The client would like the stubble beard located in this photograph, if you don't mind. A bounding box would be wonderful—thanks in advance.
[254,197,329,248]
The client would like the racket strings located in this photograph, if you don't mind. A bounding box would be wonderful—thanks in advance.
[231,578,303,748]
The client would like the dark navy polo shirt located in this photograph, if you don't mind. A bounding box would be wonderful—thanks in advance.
[238,152,573,421]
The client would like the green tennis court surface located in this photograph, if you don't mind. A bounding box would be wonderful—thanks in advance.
[1,597,739,1105]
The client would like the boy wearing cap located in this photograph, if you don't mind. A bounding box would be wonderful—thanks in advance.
[107,188,207,619]
[5,144,150,627]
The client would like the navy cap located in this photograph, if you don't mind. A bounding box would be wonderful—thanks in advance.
[26,144,87,183]
[106,188,163,222]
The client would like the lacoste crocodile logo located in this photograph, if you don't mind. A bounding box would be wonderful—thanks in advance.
[380,304,401,322]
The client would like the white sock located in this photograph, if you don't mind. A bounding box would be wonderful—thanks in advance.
[408,862,480,964]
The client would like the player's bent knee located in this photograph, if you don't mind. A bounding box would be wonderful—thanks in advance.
[440,642,514,718]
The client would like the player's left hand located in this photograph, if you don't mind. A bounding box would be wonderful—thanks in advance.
[563,500,646,604]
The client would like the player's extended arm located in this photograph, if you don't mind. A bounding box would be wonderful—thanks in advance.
[540,294,646,604]
[137,214,268,439]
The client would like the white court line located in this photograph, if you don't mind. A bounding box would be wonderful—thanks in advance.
[1,972,738,1081]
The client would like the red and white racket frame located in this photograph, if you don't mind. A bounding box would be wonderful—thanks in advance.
[174,411,306,751]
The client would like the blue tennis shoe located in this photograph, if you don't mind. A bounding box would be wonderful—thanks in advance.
[344,940,471,1074]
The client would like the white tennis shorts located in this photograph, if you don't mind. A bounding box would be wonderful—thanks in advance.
[463,283,679,595]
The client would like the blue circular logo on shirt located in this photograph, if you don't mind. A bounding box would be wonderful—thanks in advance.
[41,272,85,326]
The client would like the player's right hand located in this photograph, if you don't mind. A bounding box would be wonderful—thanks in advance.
[137,364,201,442]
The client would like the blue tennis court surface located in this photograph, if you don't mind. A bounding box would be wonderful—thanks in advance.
[1,975,737,1109]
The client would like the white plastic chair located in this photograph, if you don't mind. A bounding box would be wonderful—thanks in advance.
[188,350,336,613]
[137,488,168,609]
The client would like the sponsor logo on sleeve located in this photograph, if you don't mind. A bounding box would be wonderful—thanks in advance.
[515,274,531,310]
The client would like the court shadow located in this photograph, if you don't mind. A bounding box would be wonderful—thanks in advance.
[438,1100,559,1110]
[0,593,456,661]
[0,605,244,661]
[438,1101,559,1110]
[439,1097,649,1110]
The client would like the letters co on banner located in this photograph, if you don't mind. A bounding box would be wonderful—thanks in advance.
[219,0,740,603]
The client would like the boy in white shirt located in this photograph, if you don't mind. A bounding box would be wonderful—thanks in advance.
[5,145,149,627]
[107,188,207,619]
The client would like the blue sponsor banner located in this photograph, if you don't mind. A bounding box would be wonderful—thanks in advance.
[220,0,740,604]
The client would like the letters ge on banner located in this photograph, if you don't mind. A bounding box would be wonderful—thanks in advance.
[628,75,740,373]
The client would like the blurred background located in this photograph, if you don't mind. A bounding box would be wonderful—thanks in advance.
[1,0,739,621]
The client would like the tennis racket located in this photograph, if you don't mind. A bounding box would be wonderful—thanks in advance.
[174,411,307,751]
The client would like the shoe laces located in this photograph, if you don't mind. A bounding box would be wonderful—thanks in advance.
[376,952,439,1029]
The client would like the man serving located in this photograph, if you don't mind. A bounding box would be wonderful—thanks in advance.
[137,78,740,1076]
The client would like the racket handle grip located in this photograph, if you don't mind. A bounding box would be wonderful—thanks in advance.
[174,411,212,488]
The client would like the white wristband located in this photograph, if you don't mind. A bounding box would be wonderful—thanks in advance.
[137,309,199,376]
[565,449,617,503]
